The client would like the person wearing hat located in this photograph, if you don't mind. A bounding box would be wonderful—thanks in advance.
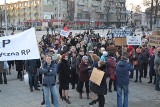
[100,51,108,62]
[116,56,134,107]
[78,56,91,99]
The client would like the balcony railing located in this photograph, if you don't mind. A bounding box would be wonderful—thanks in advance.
[109,10,116,13]
[92,2,99,7]
[119,0,125,2]
[77,2,85,6]
[96,9,103,13]
[83,8,89,12]
[120,10,126,14]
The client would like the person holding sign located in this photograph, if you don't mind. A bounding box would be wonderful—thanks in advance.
[90,60,107,107]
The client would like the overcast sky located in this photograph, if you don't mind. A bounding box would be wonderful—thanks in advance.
[0,0,146,11]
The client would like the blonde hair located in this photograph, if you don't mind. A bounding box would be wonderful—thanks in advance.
[57,54,62,63]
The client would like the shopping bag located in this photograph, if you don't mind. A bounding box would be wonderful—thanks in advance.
[24,73,29,85]
[89,68,104,86]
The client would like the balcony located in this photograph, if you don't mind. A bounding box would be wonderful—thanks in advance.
[120,10,126,14]
[96,9,103,13]
[34,11,38,14]
[119,0,125,2]
[77,2,85,6]
[92,2,99,7]
[109,9,116,13]
[83,7,89,12]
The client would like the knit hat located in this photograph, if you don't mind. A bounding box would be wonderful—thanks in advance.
[82,56,88,61]
[103,51,108,56]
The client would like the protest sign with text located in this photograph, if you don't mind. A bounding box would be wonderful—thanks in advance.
[127,36,141,45]
[0,28,40,61]
[148,35,160,46]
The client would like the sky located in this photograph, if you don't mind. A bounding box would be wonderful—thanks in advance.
[0,0,146,11]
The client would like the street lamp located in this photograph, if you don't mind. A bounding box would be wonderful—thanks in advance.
[4,0,8,36]
[46,27,49,34]
[51,26,54,36]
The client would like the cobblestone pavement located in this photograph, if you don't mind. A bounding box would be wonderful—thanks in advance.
[0,68,160,107]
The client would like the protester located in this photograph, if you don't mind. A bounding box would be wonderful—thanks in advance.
[0,61,8,84]
[59,54,71,104]
[78,56,91,99]
[90,60,107,107]
[15,60,24,81]
[116,56,134,107]
[89,54,100,105]
[25,59,41,92]
[39,54,59,107]
[148,48,156,84]
[69,51,78,89]
[154,48,160,91]
[108,52,116,92]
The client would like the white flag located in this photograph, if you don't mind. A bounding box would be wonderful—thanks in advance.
[0,28,40,61]
[60,30,69,37]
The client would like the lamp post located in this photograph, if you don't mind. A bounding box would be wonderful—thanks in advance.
[4,0,8,36]
[46,27,49,34]
[51,26,54,36]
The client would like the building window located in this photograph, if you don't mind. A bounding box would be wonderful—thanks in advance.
[63,14,65,17]
[59,14,60,17]
[55,8,57,10]
[55,14,56,17]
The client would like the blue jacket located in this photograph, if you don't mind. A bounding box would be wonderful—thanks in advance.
[39,62,58,86]
[116,60,134,85]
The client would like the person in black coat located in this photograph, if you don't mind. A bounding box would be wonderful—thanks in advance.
[148,48,156,84]
[15,60,24,81]
[90,60,107,107]
[59,54,71,104]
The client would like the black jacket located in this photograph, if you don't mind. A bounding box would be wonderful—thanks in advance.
[59,59,71,83]
[90,64,107,95]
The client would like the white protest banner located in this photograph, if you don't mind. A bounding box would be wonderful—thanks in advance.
[126,36,142,45]
[0,28,40,61]
[60,30,69,37]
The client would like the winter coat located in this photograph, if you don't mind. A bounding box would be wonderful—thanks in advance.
[69,57,76,68]
[116,60,134,85]
[25,59,41,74]
[141,48,150,64]
[133,52,141,70]
[76,55,83,74]
[59,59,71,84]
[39,62,58,86]
[149,55,156,76]
[0,61,4,73]
[15,60,24,71]
[108,57,116,77]
[90,65,107,95]
[79,61,90,82]
[154,53,160,75]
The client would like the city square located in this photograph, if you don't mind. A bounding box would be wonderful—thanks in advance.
[0,0,160,107]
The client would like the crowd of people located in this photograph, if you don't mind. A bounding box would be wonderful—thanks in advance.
[0,28,160,107]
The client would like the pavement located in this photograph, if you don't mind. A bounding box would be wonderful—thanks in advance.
[0,68,160,107]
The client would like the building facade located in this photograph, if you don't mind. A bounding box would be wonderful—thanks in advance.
[0,0,68,29]
[69,0,127,28]
[0,0,127,29]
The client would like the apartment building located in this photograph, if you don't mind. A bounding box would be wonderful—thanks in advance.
[0,0,127,29]
[68,0,127,28]
[0,0,67,29]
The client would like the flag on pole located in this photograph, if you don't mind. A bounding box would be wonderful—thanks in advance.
[60,25,69,37]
